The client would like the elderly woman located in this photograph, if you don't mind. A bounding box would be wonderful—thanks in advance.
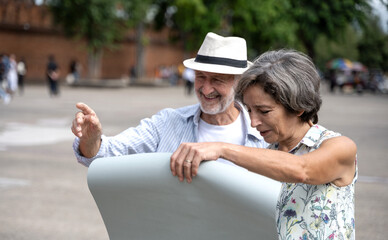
[170,49,357,240]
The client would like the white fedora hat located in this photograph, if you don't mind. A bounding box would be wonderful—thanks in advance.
[183,32,252,75]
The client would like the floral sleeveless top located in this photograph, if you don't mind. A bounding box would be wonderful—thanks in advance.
[269,125,357,240]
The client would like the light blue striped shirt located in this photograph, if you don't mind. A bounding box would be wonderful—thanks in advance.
[73,102,268,167]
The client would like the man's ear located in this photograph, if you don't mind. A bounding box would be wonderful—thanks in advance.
[233,74,241,87]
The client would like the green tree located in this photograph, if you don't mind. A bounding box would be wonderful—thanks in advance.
[152,0,298,60]
[151,0,372,63]
[153,0,224,52]
[230,0,300,58]
[288,0,371,60]
[49,0,126,79]
[314,24,360,70]
[358,14,388,71]
[121,0,154,80]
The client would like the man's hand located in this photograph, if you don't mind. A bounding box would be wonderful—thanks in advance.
[71,102,102,158]
[170,142,223,183]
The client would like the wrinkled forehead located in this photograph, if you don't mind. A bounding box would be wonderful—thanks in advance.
[195,70,236,81]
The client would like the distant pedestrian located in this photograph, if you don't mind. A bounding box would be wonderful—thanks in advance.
[328,69,337,93]
[1,53,10,86]
[182,67,195,95]
[47,55,60,97]
[169,65,179,86]
[336,70,347,93]
[0,53,11,104]
[352,70,363,94]
[0,53,5,85]
[129,65,137,84]
[17,57,27,95]
[68,59,81,84]
[6,54,18,96]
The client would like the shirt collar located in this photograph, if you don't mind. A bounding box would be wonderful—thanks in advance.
[298,125,327,147]
[282,125,327,153]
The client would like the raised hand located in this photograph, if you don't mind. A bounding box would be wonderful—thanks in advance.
[71,102,103,158]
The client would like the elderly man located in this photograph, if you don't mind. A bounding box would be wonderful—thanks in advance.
[71,32,267,169]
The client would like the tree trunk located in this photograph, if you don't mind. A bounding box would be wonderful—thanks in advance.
[135,22,145,82]
[87,49,103,80]
[305,40,316,61]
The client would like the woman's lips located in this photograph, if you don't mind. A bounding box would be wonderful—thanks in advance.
[259,130,270,137]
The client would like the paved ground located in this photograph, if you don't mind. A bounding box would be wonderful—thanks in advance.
[0,83,387,239]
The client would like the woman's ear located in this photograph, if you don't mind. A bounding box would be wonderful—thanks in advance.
[297,110,304,117]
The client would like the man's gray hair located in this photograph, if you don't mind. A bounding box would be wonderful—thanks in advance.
[236,49,322,124]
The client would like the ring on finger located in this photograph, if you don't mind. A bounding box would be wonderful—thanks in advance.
[184,159,192,164]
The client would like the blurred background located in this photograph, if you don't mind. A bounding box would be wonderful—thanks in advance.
[1,1,388,239]
[0,0,387,91]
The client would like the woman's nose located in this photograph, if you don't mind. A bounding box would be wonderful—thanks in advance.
[250,113,262,128]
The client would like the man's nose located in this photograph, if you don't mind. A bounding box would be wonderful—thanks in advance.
[199,80,214,95]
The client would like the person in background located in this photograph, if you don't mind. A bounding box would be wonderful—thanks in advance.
[336,69,347,93]
[6,54,18,96]
[182,67,195,95]
[0,53,11,104]
[328,69,337,93]
[17,57,27,95]
[0,53,6,86]
[171,49,357,240]
[70,59,81,83]
[71,32,268,168]
[129,64,137,84]
[352,70,364,94]
[46,55,60,97]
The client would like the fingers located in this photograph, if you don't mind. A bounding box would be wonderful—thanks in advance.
[170,143,189,182]
[190,154,201,178]
[170,146,181,176]
[170,143,204,183]
[183,160,193,183]
[71,111,85,137]
[183,148,197,183]
[71,102,101,138]
[76,102,95,115]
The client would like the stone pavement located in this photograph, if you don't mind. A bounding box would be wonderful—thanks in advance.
[0,84,387,239]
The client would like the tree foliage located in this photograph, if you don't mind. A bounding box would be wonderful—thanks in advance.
[285,0,371,59]
[48,0,388,77]
[230,0,299,58]
[153,0,225,51]
[314,25,360,70]
[48,0,129,78]
[151,0,373,62]
[49,0,125,54]
[358,14,388,71]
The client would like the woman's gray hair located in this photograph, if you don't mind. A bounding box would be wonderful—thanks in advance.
[236,49,322,124]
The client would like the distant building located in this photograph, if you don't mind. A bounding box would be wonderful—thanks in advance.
[0,1,185,83]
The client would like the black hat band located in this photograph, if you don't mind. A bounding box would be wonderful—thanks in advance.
[195,54,247,68]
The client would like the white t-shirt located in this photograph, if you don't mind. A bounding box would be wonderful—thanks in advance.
[198,113,246,167]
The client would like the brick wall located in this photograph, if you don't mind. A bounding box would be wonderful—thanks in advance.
[0,2,186,84]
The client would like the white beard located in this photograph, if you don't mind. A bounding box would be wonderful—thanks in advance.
[197,88,235,115]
